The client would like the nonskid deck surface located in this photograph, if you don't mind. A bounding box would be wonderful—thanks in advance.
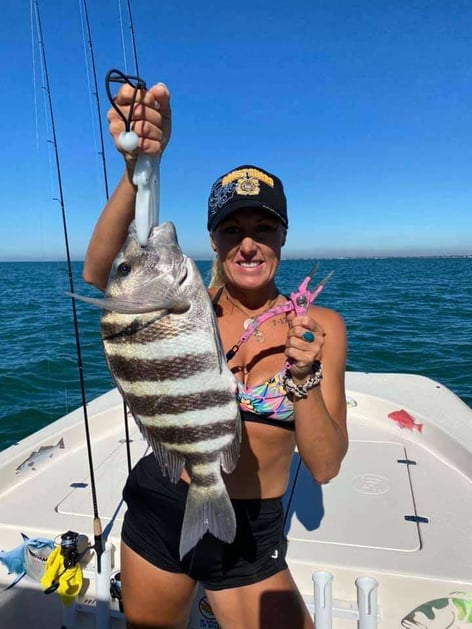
[0,374,471,627]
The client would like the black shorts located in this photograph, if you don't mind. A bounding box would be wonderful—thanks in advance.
[121,454,288,590]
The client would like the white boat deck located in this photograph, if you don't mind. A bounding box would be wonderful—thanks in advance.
[1,372,471,628]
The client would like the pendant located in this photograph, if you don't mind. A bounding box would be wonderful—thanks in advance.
[243,318,254,330]
[243,318,264,343]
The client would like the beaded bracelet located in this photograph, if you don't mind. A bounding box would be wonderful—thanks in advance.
[283,361,323,400]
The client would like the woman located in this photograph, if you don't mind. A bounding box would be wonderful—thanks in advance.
[83,82,348,629]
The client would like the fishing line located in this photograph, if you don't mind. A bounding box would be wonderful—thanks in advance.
[30,1,55,421]
[31,4,71,424]
[31,0,104,572]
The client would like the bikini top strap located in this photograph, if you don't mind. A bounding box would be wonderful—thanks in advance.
[211,285,225,307]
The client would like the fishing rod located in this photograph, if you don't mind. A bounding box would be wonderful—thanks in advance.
[32,0,105,572]
[80,0,135,475]
[116,0,144,471]
[80,0,110,200]
[124,0,140,77]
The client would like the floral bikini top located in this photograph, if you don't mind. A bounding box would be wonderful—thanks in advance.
[212,286,295,431]
[236,370,295,431]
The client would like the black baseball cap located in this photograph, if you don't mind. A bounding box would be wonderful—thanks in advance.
[207,165,288,231]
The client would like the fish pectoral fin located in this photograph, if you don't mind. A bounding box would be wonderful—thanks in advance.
[67,292,169,314]
[67,278,190,314]
[179,485,236,560]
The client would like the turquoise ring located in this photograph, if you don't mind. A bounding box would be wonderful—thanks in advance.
[302,331,315,343]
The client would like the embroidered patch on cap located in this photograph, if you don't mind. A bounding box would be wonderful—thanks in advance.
[222,167,274,188]
[235,176,260,196]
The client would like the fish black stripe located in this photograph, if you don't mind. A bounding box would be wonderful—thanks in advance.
[101,315,194,343]
[190,472,220,487]
[106,353,215,382]
[146,421,236,445]
[185,450,230,465]
[125,389,235,416]
[101,316,161,341]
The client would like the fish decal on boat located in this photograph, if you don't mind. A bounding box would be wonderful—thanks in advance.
[0,534,55,591]
[16,438,65,473]
[401,592,472,627]
[387,409,423,433]
[71,222,241,559]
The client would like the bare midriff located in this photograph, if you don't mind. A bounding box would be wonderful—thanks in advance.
[180,421,295,499]
[180,287,298,498]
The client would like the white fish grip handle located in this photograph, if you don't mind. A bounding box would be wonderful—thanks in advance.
[132,154,160,246]
[106,69,160,246]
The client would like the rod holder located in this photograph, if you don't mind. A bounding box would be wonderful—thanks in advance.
[356,576,379,629]
[313,571,334,629]
[95,541,112,629]
[61,601,77,628]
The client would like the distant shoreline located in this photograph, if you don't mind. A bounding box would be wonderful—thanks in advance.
[1,255,471,263]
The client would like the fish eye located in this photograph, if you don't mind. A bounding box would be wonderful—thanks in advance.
[117,262,131,276]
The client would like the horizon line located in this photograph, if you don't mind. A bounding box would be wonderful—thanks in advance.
[1,254,471,263]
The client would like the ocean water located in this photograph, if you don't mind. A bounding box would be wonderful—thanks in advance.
[0,257,471,452]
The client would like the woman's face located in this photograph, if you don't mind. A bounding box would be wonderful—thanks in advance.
[210,208,286,291]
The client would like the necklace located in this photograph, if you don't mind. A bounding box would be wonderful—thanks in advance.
[225,289,279,343]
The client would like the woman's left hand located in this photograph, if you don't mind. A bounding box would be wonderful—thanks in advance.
[285,311,325,381]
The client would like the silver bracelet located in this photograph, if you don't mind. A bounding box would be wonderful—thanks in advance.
[283,361,323,399]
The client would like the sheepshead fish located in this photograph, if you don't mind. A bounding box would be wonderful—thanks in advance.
[73,222,240,559]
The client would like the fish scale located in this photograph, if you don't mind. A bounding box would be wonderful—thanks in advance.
[72,221,241,559]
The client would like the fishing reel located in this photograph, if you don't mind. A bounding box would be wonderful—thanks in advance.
[43,530,83,596]
[60,530,80,569]
[110,570,123,612]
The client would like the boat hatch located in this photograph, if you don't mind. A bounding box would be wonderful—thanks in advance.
[285,440,421,552]
[55,440,144,521]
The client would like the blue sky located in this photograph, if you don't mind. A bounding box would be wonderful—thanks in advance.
[1,0,471,260]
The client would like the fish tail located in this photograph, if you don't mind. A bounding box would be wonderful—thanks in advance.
[179,484,236,560]
[415,423,424,433]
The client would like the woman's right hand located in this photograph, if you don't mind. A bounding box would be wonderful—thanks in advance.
[107,82,171,164]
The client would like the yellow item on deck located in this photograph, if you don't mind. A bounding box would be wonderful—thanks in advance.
[40,546,83,606]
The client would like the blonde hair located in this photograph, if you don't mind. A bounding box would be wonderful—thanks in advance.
[208,254,226,289]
